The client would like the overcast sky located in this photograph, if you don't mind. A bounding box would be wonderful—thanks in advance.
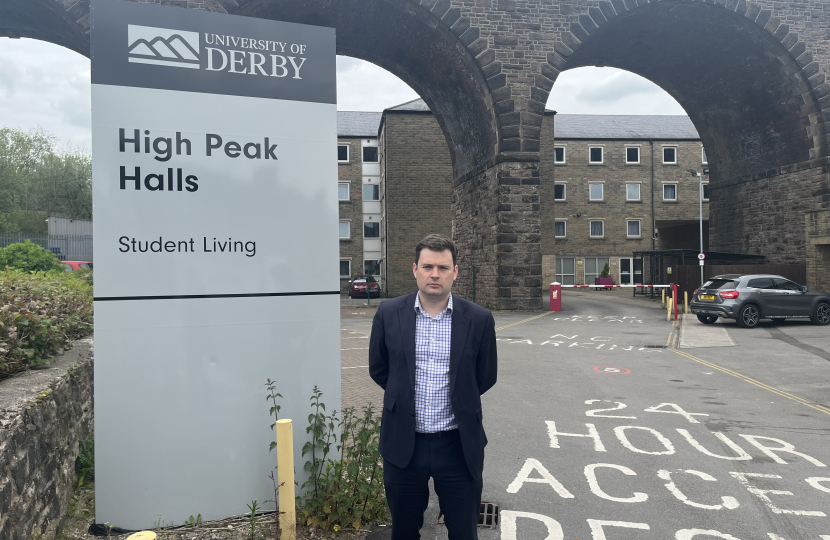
[0,38,685,151]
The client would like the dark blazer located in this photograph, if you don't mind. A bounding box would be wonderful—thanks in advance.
[369,292,498,480]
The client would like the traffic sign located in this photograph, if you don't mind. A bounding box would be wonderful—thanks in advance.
[698,253,706,260]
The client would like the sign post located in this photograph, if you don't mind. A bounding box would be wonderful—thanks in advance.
[91,0,338,529]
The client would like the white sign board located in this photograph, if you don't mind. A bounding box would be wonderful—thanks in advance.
[91,0,339,529]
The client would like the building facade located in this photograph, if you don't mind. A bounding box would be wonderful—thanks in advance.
[541,113,710,287]
[337,112,382,293]
[373,100,710,298]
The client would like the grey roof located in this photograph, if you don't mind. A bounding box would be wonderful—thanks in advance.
[385,98,700,139]
[554,114,699,140]
[337,111,382,137]
[387,98,431,112]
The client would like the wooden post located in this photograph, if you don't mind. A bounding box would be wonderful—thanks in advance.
[684,291,689,314]
[276,419,296,540]
[661,288,666,308]
[667,297,672,321]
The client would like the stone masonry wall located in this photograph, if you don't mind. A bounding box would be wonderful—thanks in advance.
[338,137,365,291]
[709,157,830,281]
[806,209,830,291]
[383,112,454,298]
[0,337,94,540]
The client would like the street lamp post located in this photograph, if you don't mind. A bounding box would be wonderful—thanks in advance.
[688,169,704,286]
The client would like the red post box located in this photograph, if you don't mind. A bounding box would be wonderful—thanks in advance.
[550,282,562,312]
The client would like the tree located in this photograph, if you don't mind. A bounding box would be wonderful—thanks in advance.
[0,241,65,272]
[0,127,91,234]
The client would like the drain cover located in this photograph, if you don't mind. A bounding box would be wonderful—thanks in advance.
[437,502,499,529]
[643,345,667,348]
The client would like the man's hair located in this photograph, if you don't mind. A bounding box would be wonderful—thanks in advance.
[415,234,457,265]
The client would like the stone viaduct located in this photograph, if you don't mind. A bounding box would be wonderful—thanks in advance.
[3,0,829,309]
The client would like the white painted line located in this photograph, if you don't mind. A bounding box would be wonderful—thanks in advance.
[341,365,369,369]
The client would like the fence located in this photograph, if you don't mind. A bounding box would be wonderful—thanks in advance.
[0,234,93,262]
[674,264,807,297]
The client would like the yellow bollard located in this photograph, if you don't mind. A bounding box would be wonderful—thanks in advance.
[667,297,672,321]
[661,288,665,308]
[276,419,296,540]
[684,291,689,314]
[126,533,156,540]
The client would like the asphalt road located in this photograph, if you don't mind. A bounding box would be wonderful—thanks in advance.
[344,294,830,540]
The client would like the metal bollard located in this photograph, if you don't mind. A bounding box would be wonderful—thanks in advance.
[276,419,296,540]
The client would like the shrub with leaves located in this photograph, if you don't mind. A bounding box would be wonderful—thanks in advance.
[0,240,65,273]
[296,386,386,530]
[0,268,93,378]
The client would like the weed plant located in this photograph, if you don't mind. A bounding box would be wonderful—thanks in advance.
[0,268,93,378]
[296,385,386,530]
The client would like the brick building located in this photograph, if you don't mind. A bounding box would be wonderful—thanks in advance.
[337,111,382,293]
[373,99,710,297]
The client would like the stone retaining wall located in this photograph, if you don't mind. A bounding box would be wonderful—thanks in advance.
[0,337,94,540]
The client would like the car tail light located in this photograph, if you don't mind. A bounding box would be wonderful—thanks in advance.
[719,290,739,299]
[693,289,699,297]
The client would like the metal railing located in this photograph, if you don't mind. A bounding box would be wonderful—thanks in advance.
[0,234,93,262]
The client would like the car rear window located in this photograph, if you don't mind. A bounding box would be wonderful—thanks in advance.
[703,279,737,290]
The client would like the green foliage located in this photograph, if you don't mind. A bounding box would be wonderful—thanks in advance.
[0,127,92,234]
[0,240,65,273]
[601,262,611,278]
[184,514,202,527]
[266,378,282,453]
[246,500,260,539]
[0,268,93,378]
[296,386,386,530]
[76,436,95,487]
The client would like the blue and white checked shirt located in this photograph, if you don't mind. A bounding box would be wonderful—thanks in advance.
[414,293,457,433]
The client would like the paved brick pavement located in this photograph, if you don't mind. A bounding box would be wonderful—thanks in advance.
[341,328,383,412]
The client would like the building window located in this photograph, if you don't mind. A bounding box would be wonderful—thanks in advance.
[585,257,610,283]
[663,146,677,164]
[589,183,604,201]
[589,220,604,238]
[554,184,566,201]
[340,259,351,278]
[339,221,350,239]
[338,183,349,201]
[626,183,641,201]
[338,145,349,163]
[703,183,710,201]
[556,257,575,285]
[362,146,378,163]
[589,146,604,164]
[627,220,641,237]
[555,220,567,238]
[364,259,381,275]
[363,184,380,201]
[663,183,677,201]
[364,221,380,238]
[626,147,640,164]
[554,146,566,164]
[702,147,708,164]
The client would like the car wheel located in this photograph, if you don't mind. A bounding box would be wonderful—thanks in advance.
[737,304,760,328]
[811,302,830,326]
[696,314,717,325]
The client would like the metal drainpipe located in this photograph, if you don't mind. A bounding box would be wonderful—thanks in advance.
[383,130,388,299]
[650,141,655,251]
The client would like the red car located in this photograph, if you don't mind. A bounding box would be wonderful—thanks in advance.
[348,275,380,298]
[62,261,93,271]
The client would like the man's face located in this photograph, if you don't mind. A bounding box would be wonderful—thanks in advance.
[413,248,458,302]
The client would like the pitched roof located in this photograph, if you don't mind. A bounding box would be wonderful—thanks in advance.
[554,114,699,140]
[337,111,383,137]
[386,98,431,112]
[384,98,700,139]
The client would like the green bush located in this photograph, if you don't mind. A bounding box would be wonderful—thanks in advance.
[600,262,611,278]
[0,241,65,273]
[296,386,386,530]
[0,268,93,379]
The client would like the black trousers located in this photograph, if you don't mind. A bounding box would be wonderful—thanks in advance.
[383,430,482,540]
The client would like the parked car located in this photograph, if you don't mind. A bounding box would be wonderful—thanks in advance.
[62,261,93,271]
[690,274,830,328]
[348,274,380,298]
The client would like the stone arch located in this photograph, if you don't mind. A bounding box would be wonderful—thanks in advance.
[539,0,826,184]
[1,0,504,181]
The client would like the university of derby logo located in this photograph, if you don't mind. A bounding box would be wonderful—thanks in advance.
[128,25,200,69]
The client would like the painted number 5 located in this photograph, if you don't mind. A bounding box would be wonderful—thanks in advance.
[585,400,637,419]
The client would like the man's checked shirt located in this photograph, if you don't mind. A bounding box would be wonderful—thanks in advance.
[414,293,457,433]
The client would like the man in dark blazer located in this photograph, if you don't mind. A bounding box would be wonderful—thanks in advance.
[369,234,498,539]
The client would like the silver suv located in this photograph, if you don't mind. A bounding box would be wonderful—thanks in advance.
[689,274,830,328]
